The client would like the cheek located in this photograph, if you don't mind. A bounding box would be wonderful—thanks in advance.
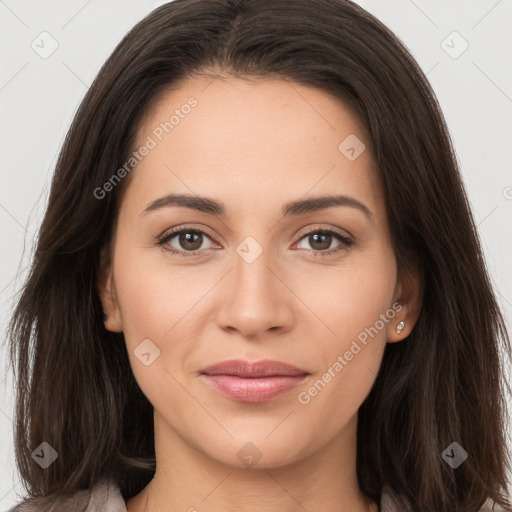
[114,265,171,341]
[112,251,194,408]
[301,248,396,347]
[113,236,197,336]
[110,244,187,381]
[298,247,396,410]
[112,241,212,373]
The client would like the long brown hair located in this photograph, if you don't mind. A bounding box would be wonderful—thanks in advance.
[6,0,511,510]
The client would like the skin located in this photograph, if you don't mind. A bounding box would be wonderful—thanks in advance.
[98,75,422,512]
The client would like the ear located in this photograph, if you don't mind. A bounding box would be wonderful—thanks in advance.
[387,261,423,343]
[97,245,123,333]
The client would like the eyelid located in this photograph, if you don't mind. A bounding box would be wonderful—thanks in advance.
[157,224,220,251]
[294,225,353,242]
[158,223,352,243]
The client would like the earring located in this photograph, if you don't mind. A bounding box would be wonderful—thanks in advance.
[396,321,405,334]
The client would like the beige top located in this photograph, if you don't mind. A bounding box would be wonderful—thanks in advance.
[7,477,506,511]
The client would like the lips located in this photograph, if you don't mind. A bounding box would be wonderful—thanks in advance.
[200,359,310,403]
[201,359,309,377]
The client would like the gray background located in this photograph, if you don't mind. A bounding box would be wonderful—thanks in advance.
[1,0,511,507]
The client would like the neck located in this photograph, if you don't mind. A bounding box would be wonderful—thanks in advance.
[127,412,378,512]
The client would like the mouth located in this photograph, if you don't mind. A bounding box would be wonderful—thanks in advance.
[199,359,310,403]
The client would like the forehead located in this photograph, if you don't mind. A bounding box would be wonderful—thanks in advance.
[124,75,384,223]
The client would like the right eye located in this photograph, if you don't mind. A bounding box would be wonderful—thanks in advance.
[157,227,217,258]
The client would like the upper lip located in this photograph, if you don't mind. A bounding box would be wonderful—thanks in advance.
[200,359,309,378]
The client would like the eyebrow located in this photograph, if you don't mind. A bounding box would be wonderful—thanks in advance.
[141,193,374,222]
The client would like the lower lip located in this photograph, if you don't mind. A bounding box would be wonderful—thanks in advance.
[200,374,308,403]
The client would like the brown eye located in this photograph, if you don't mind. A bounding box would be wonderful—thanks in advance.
[174,231,204,251]
[296,229,353,255]
[305,232,334,251]
[158,228,215,257]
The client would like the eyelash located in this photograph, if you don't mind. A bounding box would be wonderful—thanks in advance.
[156,225,354,259]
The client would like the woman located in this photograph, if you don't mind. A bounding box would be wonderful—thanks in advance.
[5,0,511,510]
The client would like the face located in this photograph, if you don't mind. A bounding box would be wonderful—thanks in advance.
[99,75,415,470]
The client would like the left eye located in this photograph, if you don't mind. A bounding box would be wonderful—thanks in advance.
[296,230,349,252]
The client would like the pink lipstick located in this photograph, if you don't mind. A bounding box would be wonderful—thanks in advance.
[200,359,309,403]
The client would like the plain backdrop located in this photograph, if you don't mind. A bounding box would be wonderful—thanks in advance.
[1,0,511,507]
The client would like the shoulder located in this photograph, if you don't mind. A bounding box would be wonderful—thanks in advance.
[87,478,127,512]
[380,486,509,512]
[478,499,509,512]
[4,477,126,512]
[87,478,127,511]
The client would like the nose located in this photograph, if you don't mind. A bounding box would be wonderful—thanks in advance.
[215,243,294,340]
